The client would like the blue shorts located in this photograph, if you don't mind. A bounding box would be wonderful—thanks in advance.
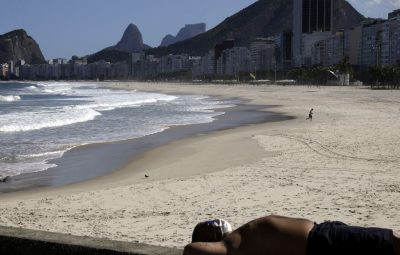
[307,221,394,255]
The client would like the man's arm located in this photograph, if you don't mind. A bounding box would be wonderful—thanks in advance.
[183,242,227,255]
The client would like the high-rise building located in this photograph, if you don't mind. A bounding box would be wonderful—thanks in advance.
[301,0,333,33]
[381,14,400,66]
[388,9,400,19]
[192,50,215,78]
[343,25,362,66]
[360,20,384,68]
[293,0,334,67]
[274,31,292,71]
[311,31,344,67]
[214,40,234,73]
[250,38,276,72]
[223,47,251,76]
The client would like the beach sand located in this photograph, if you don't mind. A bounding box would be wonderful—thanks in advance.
[0,83,399,248]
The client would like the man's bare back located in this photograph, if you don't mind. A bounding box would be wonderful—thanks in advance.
[184,215,400,255]
[184,215,314,255]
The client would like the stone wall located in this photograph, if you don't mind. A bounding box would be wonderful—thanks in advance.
[0,226,182,255]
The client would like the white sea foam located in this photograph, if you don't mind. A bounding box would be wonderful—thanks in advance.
[66,86,177,110]
[36,82,83,94]
[0,82,232,179]
[77,95,177,111]
[18,150,67,160]
[0,107,101,132]
[36,82,177,107]
[0,95,21,102]
[187,102,233,113]
[0,82,179,133]
[0,150,67,164]
[0,161,58,177]
[183,96,234,113]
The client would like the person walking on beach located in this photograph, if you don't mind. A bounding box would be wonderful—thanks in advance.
[184,215,400,255]
[306,108,314,121]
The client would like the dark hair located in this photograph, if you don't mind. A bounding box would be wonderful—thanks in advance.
[191,221,224,243]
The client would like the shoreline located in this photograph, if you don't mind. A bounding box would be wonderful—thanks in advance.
[0,86,290,195]
[0,83,399,248]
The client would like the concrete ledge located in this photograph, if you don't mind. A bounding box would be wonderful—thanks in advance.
[0,225,182,255]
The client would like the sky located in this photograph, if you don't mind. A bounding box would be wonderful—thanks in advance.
[1,0,399,60]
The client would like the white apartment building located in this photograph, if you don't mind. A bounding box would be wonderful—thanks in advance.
[192,50,215,78]
[344,26,362,66]
[224,47,251,75]
[250,38,276,72]
[0,63,9,77]
[360,20,384,68]
[301,31,331,66]
[216,47,251,76]
[311,32,344,66]
[389,18,400,65]
[159,54,190,73]
[382,15,400,66]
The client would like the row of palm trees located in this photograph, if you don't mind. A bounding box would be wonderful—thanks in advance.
[287,58,353,85]
[287,59,400,89]
[287,67,334,85]
[365,65,400,89]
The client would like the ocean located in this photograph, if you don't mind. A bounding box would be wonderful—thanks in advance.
[0,82,232,180]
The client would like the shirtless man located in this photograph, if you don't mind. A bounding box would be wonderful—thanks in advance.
[184,215,400,255]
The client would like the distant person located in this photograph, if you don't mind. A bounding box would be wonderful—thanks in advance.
[184,215,400,255]
[306,108,314,121]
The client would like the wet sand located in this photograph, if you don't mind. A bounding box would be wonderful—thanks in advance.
[0,101,288,193]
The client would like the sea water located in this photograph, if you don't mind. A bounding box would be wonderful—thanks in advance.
[0,82,232,179]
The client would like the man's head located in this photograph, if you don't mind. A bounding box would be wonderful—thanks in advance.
[191,219,232,243]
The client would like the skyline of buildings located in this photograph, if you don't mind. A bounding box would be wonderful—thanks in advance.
[2,3,400,82]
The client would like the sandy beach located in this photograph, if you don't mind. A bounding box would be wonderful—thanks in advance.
[0,83,400,248]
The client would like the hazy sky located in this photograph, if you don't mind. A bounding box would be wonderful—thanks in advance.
[1,0,398,60]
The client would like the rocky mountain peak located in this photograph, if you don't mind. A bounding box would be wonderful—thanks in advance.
[160,23,206,47]
[0,29,46,64]
[113,23,144,53]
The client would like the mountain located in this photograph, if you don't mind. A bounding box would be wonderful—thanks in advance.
[160,23,206,47]
[0,29,46,64]
[112,23,144,53]
[88,23,151,63]
[146,0,365,57]
[161,35,176,48]
[333,0,366,31]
